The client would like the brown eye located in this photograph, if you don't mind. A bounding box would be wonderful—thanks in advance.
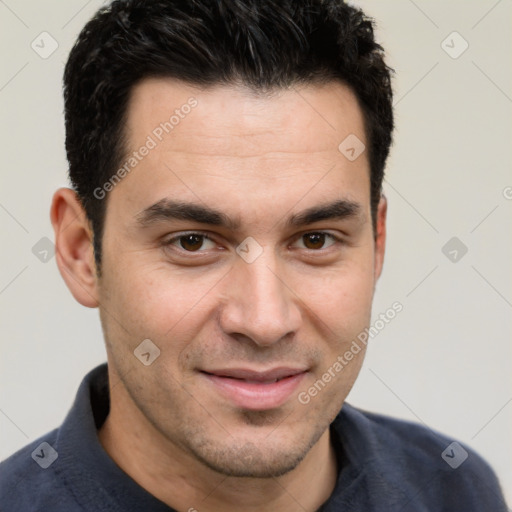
[165,232,217,254]
[179,234,205,251]
[293,232,338,251]
[302,233,327,250]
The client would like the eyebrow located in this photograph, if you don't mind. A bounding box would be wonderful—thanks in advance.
[136,198,362,230]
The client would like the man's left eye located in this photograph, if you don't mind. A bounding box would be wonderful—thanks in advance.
[293,232,338,250]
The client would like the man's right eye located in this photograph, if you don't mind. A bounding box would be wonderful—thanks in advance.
[164,233,217,252]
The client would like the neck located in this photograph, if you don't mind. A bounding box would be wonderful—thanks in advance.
[99,374,338,512]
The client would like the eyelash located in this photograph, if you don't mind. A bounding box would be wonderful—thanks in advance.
[162,231,343,254]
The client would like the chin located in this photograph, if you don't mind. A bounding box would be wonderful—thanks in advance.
[196,444,310,478]
[184,424,325,479]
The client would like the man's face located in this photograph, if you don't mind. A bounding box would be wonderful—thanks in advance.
[97,79,385,477]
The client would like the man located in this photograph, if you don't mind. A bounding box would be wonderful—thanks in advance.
[0,0,507,510]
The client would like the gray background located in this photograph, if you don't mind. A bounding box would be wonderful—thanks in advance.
[1,0,511,504]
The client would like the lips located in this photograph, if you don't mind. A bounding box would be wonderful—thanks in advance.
[205,367,304,382]
[200,367,308,410]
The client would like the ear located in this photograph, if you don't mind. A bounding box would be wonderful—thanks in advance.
[50,188,99,308]
[374,195,387,280]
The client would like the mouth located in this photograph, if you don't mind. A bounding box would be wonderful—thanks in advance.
[200,367,308,411]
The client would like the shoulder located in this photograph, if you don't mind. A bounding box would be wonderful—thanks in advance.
[332,404,508,510]
[343,404,460,461]
[338,403,490,470]
[0,430,78,512]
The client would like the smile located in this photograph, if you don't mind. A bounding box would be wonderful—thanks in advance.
[200,367,308,411]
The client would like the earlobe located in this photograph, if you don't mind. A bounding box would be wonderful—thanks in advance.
[374,195,387,280]
[50,188,99,308]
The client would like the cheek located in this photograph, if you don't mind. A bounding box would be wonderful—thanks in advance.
[100,256,226,347]
[294,266,373,415]
[296,259,375,332]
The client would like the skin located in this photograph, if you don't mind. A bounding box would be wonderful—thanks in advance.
[51,79,387,512]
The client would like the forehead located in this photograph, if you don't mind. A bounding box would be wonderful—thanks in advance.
[113,78,370,223]
[126,78,366,156]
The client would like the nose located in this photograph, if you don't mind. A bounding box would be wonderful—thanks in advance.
[218,251,302,347]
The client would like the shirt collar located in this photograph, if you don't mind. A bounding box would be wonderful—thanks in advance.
[54,363,174,512]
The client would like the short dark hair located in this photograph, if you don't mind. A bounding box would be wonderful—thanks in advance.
[64,0,393,269]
